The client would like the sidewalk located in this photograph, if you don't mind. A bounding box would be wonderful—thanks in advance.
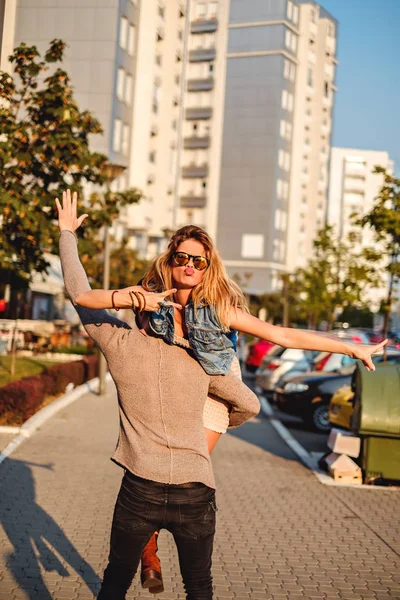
[0,382,399,600]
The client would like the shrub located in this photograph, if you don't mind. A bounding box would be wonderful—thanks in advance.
[0,356,99,423]
[51,345,95,355]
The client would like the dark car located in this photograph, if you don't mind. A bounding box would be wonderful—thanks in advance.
[274,350,400,433]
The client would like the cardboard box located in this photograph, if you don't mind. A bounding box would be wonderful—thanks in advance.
[328,428,361,458]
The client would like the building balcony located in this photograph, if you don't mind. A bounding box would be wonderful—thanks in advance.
[182,163,208,178]
[189,47,216,62]
[191,18,218,34]
[183,136,210,149]
[180,195,207,208]
[185,106,213,120]
[187,77,214,91]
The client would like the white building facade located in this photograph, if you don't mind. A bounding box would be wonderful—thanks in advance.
[328,147,393,311]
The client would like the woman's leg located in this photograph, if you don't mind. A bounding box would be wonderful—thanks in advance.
[204,428,222,454]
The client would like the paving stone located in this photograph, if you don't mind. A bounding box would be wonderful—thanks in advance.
[0,382,400,600]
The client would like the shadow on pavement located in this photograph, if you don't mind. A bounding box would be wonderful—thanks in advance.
[0,457,101,599]
[226,412,300,462]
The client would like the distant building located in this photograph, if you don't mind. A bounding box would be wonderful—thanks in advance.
[328,147,393,311]
[174,0,338,293]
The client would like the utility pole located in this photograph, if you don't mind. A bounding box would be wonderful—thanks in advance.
[98,162,126,395]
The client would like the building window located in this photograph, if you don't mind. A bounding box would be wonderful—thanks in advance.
[241,234,264,259]
[209,1,218,17]
[113,118,122,152]
[155,54,162,66]
[284,59,290,80]
[128,25,136,56]
[172,119,177,130]
[152,82,161,113]
[122,124,130,156]
[119,17,128,49]
[283,181,289,199]
[287,0,293,20]
[280,120,292,141]
[287,93,293,112]
[116,67,125,100]
[282,89,288,109]
[293,5,299,24]
[195,2,206,19]
[178,29,183,40]
[310,8,316,23]
[324,81,329,97]
[158,3,165,18]
[307,67,313,87]
[125,74,133,104]
[277,179,283,199]
[285,29,297,53]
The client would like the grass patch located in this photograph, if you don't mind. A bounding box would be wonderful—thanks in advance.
[0,356,60,388]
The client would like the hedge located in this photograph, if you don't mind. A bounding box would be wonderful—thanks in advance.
[0,355,99,424]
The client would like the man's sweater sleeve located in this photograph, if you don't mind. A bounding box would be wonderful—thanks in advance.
[208,374,260,428]
[59,230,130,349]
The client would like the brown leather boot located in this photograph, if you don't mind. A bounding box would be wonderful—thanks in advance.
[141,531,164,594]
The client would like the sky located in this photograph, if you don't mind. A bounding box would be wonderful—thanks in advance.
[320,0,400,172]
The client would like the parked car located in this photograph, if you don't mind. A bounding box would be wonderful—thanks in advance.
[328,385,354,430]
[245,339,274,373]
[255,347,317,398]
[329,349,400,430]
[276,350,400,433]
[312,352,357,373]
[329,328,371,345]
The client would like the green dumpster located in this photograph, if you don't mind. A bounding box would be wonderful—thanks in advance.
[351,362,400,482]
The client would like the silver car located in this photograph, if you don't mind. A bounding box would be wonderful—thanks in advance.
[255,346,316,397]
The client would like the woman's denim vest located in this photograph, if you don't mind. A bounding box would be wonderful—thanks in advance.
[148,302,237,376]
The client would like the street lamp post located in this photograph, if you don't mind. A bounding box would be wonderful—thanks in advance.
[98,162,126,396]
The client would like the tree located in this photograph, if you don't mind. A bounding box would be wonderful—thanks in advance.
[295,224,382,329]
[357,167,400,338]
[82,235,149,290]
[0,40,141,313]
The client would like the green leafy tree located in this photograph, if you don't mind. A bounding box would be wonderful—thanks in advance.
[357,167,400,338]
[295,224,382,329]
[0,40,142,315]
[82,235,149,290]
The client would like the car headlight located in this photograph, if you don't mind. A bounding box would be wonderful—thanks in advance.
[284,382,309,393]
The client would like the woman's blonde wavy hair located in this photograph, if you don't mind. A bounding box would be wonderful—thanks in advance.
[141,225,249,329]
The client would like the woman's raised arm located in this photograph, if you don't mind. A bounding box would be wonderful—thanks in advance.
[57,190,131,350]
[229,307,387,372]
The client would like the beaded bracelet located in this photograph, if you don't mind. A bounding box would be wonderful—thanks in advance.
[111,290,120,311]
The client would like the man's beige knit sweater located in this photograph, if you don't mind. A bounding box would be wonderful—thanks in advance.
[59,231,260,488]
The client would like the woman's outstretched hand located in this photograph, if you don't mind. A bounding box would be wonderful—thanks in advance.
[55,189,88,232]
[122,286,183,311]
[349,339,388,371]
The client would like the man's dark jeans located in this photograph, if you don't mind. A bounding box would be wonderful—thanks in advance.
[97,471,217,600]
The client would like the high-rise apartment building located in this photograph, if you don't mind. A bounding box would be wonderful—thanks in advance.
[2,0,139,176]
[146,0,336,293]
[126,0,187,257]
[212,0,337,292]
[328,147,393,310]
[2,0,338,295]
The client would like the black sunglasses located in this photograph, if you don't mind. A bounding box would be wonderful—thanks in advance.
[172,251,209,271]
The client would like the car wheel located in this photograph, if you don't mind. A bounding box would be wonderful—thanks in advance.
[308,404,331,433]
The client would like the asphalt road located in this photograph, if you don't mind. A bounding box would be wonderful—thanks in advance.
[243,373,330,455]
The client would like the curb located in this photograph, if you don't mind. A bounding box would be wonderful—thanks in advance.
[258,395,399,491]
[0,373,112,466]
